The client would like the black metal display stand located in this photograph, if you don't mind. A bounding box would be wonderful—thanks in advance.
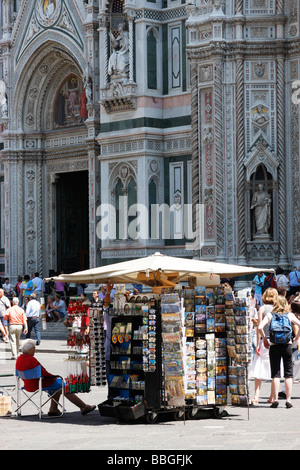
[98,300,164,422]
[98,286,251,423]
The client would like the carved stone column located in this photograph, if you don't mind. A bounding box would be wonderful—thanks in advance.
[276,0,284,14]
[276,55,288,266]
[235,0,243,15]
[236,56,247,264]
[87,141,101,269]
[124,5,137,84]
[290,93,300,260]
[2,0,13,40]
[127,16,135,83]
[190,63,200,258]
[98,15,109,89]
[213,57,226,260]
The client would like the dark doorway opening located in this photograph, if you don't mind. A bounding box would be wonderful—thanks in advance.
[56,170,89,273]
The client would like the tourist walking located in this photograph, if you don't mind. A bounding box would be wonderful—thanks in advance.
[55,275,65,299]
[23,274,34,297]
[249,287,278,405]
[290,294,300,383]
[32,272,44,302]
[25,293,41,346]
[288,266,300,297]
[249,291,258,359]
[252,272,266,307]
[15,275,23,306]
[258,295,300,408]
[4,297,28,359]
[0,321,8,342]
[275,267,290,294]
[98,285,107,301]
[91,289,102,307]
[262,273,277,293]
[2,278,13,300]
[0,288,11,342]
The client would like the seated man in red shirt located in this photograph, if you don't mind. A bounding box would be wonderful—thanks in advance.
[16,339,96,417]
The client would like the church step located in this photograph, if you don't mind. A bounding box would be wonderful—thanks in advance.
[39,320,68,339]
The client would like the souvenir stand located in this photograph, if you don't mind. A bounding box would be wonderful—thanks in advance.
[64,296,108,390]
[64,297,92,394]
[98,277,252,423]
[50,253,273,424]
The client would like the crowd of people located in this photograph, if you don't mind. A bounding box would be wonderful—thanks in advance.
[0,274,141,359]
[249,266,300,408]
[0,272,85,356]
[5,281,133,417]
[1,265,300,413]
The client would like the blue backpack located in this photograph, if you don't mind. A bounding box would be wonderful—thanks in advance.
[269,313,292,344]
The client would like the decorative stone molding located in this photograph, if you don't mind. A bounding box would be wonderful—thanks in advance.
[100,79,137,113]
[109,160,137,189]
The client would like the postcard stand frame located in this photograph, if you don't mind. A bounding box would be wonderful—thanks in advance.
[98,284,249,424]
[64,297,92,395]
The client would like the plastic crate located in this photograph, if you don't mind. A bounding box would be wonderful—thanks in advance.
[98,399,121,418]
[118,402,146,420]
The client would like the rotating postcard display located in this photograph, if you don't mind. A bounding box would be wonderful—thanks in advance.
[182,285,251,407]
[98,290,163,420]
[226,297,252,406]
[107,303,158,407]
[98,283,252,421]
[89,308,107,387]
[161,294,185,408]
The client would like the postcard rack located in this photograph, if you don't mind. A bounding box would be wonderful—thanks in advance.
[64,297,91,394]
[89,307,107,387]
[98,285,251,423]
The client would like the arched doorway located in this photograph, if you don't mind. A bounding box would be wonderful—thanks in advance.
[56,170,89,273]
[12,42,91,277]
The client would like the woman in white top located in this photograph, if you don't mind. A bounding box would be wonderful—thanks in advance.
[3,278,12,297]
[258,296,300,408]
[249,288,278,405]
[275,267,290,292]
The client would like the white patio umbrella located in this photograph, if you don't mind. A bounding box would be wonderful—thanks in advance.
[48,252,274,286]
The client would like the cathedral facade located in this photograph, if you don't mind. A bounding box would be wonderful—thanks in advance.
[0,0,299,282]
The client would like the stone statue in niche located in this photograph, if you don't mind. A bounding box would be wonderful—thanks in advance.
[0,96,8,118]
[108,23,130,77]
[84,78,93,105]
[0,81,8,118]
[250,183,271,236]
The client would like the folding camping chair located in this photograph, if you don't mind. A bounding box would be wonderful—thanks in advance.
[0,374,17,404]
[15,365,65,419]
[0,373,17,417]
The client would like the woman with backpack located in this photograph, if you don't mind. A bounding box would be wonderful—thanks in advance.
[262,273,277,293]
[258,295,300,408]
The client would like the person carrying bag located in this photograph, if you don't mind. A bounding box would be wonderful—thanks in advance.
[258,296,300,409]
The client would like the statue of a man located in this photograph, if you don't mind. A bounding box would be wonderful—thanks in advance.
[108,23,129,77]
[250,183,271,236]
[1,97,8,118]
[84,79,92,105]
